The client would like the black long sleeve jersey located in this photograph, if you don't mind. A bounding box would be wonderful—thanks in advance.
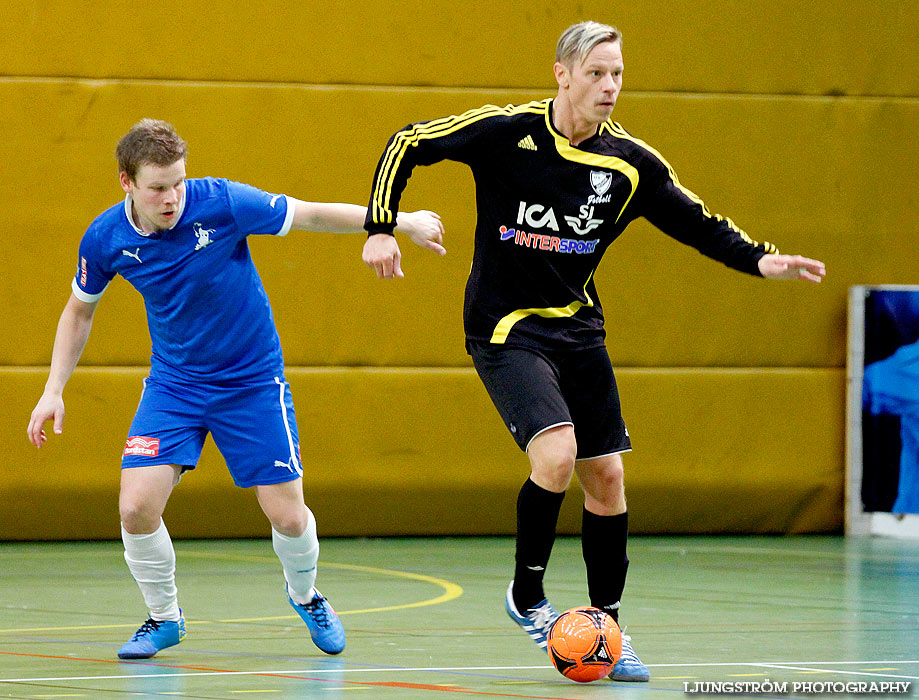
[365,98,778,351]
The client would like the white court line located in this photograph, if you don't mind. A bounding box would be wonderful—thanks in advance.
[754,664,919,681]
[652,660,919,667]
[2,660,918,685]
[0,667,549,684]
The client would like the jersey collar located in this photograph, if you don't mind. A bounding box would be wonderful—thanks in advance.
[545,99,605,148]
[123,189,187,237]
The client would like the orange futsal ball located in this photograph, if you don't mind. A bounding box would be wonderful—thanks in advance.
[546,607,622,683]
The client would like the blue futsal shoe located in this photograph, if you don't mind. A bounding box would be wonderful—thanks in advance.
[288,589,346,655]
[609,630,650,682]
[504,581,559,650]
[117,612,186,659]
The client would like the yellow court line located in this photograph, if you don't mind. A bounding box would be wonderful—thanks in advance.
[324,562,464,616]
[0,557,463,634]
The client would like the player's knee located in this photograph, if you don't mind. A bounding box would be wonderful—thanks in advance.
[580,458,626,511]
[600,460,624,492]
[119,498,164,533]
[268,507,310,538]
[528,432,578,490]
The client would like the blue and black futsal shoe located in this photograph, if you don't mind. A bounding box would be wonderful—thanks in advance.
[117,611,186,659]
[288,589,346,654]
[504,580,560,650]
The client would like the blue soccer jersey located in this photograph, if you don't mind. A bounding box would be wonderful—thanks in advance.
[863,341,919,514]
[72,177,295,384]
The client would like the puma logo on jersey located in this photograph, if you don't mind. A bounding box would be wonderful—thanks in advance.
[193,222,215,251]
[517,135,538,151]
[122,248,142,263]
[269,194,282,208]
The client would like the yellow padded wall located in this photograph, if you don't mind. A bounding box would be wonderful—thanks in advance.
[2,0,913,538]
[1,82,916,368]
[2,367,841,540]
[1,1,916,95]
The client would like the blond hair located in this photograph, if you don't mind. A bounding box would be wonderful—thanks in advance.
[556,21,622,66]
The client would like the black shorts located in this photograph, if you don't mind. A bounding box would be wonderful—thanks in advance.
[468,341,632,459]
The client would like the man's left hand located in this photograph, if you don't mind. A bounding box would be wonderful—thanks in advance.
[758,254,826,283]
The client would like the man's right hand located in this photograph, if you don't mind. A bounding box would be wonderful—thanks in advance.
[28,393,65,448]
[363,233,405,279]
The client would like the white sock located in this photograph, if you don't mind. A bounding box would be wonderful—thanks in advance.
[121,520,181,622]
[272,508,319,605]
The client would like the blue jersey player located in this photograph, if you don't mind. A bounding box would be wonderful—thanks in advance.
[27,119,445,659]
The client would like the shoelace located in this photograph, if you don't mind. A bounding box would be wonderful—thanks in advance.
[305,596,333,628]
[619,632,640,663]
[527,602,557,632]
[130,618,163,641]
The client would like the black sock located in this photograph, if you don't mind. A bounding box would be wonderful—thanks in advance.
[582,509,629,622]
[512,478,565,612]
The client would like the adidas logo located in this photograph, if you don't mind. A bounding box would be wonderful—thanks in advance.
[517,134,537,151]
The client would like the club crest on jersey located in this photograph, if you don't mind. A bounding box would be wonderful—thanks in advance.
[590,171,612,196]
[124,436,160,457]
[193,222,215,251]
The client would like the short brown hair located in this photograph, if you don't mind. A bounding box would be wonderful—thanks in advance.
[116,119,188,181]
[556,21,622,67]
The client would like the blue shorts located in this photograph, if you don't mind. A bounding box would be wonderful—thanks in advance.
[122,376,302,488]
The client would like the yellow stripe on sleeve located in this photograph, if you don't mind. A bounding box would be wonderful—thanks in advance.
[607,123,778,253]
[371,101,550,225]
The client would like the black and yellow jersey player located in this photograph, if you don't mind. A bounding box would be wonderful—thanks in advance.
[362,20,825,683]
[367,95,791,349]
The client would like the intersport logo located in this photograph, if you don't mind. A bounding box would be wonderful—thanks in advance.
[124,436,160,457]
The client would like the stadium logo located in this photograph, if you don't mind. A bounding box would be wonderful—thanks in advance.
[124,436,160,457]
[193,222,215,251]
